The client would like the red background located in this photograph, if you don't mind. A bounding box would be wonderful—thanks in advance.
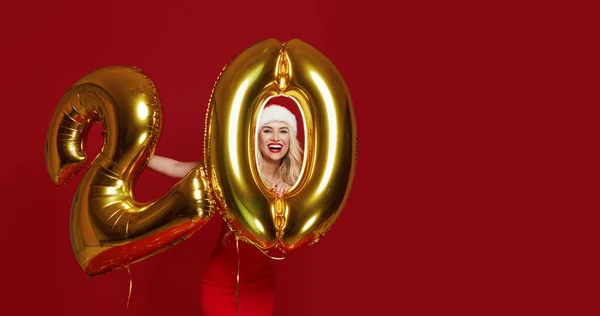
[0,1,594,315]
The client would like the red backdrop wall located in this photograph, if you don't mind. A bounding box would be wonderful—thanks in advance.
[0,0,593,315]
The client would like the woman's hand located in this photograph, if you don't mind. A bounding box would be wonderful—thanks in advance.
[147,156,200,178]
[271,180,290,197]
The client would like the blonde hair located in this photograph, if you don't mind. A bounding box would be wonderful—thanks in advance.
[256,126,303,186]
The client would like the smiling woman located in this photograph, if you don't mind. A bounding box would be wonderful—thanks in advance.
[256,104,304,196]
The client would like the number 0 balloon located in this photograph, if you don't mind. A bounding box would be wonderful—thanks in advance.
[205,39,357,252]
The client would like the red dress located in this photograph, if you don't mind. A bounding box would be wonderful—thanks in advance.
[200,223,275,315]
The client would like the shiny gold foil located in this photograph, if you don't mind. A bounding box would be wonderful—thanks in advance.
[45,66,213,276]
[205,39,357,252]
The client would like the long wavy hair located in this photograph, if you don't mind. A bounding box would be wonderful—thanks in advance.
[256,124,303,186]
[223,126,303,246]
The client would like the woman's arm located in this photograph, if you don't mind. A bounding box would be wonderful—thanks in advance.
[147,155,200,178]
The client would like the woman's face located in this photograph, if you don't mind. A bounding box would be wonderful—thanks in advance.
[258,122,291,162]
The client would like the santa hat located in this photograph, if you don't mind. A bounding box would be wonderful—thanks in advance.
[258,105,298,136]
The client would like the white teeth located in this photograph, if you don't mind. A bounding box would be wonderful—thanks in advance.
[268,144,282,149]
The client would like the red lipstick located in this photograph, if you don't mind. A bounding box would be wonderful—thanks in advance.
[267,142,283,153]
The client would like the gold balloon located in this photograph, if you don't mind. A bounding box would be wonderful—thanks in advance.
[45,66,214,276]
[204,39,357,252]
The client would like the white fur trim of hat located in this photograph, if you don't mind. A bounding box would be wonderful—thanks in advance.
[258,105,298,136]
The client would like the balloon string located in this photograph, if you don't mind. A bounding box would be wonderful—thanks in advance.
[126,267,133,309]
[233,236,287,316]
[253,245,286,261]
[235,236,240,316]
[237,236,286,260]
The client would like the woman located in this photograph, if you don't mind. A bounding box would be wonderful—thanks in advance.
[147,105,303,315]
[255,105,303,196]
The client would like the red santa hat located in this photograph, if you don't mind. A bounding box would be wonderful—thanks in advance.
[258,105,298,136]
